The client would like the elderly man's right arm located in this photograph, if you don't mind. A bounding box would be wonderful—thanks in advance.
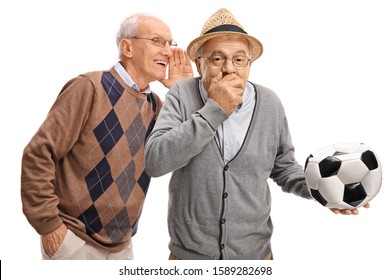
[145,84,228,177]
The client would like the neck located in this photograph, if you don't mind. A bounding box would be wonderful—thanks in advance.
[119,60,149,92]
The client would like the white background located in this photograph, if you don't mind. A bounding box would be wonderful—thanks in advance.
[1,0,389,279]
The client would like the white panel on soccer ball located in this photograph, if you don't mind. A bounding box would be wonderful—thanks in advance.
[335,152,362,161]
[318,176,345,203]
[361,168,382,196]
[312,144,336,160]
[326,201,355,210]
[333,143,362,154]
[304,162,322,189]
[337,159,369,184]
[355,143,372,153]
[373,151,382,168]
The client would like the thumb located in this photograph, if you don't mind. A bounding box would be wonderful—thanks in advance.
[210,71,223,85]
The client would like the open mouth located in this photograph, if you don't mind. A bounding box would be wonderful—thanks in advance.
[155,60,168,67]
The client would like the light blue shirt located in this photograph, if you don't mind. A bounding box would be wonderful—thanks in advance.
[199,79,256,164]
[114,62,152,94]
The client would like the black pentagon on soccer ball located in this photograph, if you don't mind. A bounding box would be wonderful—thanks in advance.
[309,189,328,206]
[318,156,342,178]
[343,182,367,207]
[361,150,378,170]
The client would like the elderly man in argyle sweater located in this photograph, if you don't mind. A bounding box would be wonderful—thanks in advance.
[21,13,192,260]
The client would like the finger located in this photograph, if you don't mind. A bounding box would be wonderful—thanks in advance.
[341,209,358,215]
[222,73,239,81]
[178,48,186,65]
[168,49,177,67]
[363,203,370,209]
[174,48,183,66]
[211,71,224,84]
[183,50,192,66]
[231,79,245,93]
[330,208,340,214]
[342,209,358,215]
[223,74,244,88]
[236,96,243,107]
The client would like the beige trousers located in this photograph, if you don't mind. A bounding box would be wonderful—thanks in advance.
[41,229,133,260]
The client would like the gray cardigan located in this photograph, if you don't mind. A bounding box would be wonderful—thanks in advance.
[145,77,311,260]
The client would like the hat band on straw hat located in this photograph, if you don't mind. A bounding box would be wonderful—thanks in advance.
[204,24,247,35]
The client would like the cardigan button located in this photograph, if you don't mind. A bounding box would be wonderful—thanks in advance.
[223,192,228,199]
[224,165,229,171]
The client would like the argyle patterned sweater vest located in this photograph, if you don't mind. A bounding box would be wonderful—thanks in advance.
[21,67,162,252]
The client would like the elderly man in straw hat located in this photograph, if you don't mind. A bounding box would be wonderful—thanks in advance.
[145,8,361,260]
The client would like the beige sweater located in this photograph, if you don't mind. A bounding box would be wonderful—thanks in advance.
[21,67,162,252]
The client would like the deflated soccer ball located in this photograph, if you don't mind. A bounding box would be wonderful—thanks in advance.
[304,143,382,209]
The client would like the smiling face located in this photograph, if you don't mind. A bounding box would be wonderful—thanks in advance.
[120,16,174,91]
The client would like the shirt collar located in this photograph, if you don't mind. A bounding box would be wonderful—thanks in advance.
[114,62,152,94]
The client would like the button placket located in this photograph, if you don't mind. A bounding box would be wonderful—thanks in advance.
[219,164,230,259]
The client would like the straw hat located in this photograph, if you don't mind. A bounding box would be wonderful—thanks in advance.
[187,8,263,62]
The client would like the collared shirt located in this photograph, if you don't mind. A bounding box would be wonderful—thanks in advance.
[198,79,256,164]
[114,62,152,94]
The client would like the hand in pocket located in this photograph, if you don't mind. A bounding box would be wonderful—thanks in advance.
[42,224,68,257]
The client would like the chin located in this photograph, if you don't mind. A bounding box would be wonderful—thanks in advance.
[156,73,166,81]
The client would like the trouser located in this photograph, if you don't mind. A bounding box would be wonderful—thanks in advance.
[41,229,133,260]
[169,250,274,260]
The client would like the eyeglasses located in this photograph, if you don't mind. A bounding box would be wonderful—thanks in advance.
[198,55,251,67]
[130,36,177,47]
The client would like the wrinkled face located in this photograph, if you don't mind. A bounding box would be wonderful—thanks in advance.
[195,35,252,91]
[123,17,174,89]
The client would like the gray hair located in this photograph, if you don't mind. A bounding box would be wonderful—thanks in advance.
[116,13,153,57]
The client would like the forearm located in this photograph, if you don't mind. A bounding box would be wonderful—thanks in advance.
[271,117,311,199]
[21,138,64,234]
[271,145,311,198]
[273,164,310,198]
[145,96,228,177]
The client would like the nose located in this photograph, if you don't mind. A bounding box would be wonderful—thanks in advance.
[222,58,236,74]
[163,44,174,57]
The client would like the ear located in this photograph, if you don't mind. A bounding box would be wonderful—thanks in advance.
[120,38,133,59]
[195,59,202,76]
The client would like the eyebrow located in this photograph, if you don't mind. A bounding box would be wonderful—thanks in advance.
[140,33,171,40]
[209,49,248,56]
[152,34,172,40]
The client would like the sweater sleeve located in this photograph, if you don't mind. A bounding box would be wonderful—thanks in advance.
[145,84,228,177]
[270,111,312,199]
[21,75,95,235]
